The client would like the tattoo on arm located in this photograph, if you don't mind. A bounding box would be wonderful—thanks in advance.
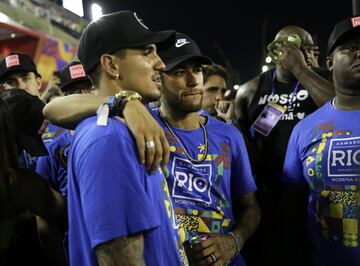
[95,234,146,266]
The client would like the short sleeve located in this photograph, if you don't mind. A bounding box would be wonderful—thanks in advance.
[231,132,257,195]
[74,129,161,248]
[282,125,306,185]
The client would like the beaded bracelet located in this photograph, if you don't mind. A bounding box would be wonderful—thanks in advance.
[227,231,243,258]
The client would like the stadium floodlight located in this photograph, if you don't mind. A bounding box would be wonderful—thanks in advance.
[265,56,272,64]
[0,12,11,23]
[262,65,269,73]
[63,0,84,17]
[91,3,103,21]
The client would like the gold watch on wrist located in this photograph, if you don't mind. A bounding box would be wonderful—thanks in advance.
[115,90,142,102]
[114,90,142,116]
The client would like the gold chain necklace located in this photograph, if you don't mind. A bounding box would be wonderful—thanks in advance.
[159,111,208,164]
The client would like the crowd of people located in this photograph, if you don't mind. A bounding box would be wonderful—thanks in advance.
[5,0,88,37]
[0,9,359,266]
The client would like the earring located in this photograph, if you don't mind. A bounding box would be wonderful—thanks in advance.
[114,74,119,80]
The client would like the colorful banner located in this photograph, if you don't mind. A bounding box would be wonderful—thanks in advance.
[37,36,78,82]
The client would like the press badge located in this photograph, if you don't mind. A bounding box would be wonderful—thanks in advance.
[251,103,286,136]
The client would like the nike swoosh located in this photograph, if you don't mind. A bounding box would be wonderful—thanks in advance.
[175,40,190,48]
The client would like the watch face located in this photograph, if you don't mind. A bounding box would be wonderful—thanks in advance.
[117,90,142,100]
[118,90,139,97]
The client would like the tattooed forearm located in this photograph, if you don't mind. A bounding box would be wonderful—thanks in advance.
[95,234,146,266]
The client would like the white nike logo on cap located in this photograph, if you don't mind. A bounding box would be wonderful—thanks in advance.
[175,38,190,48]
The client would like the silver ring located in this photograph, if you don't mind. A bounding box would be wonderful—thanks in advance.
[210,253,217,263]
[145,140,155,149]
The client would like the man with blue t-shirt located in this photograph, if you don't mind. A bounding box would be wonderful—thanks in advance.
[41,31,261,265]
[155,32,260,266]
[282,16,360,266]
[66,11,186,266]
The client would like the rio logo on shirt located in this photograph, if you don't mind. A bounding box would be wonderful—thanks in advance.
[327,136,360,185]
[171,157,213,204]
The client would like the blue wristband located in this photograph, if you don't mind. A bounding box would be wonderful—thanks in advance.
[104,96,117,116]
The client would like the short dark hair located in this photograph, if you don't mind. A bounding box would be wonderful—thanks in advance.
[87,49,126,88]
[203,64,229,84]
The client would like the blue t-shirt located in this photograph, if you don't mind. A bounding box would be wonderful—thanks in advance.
[153,109,256,265]
[68,116,185,266]
[42,123,65,144]
[36,130,73,198]
[282,101,360,266]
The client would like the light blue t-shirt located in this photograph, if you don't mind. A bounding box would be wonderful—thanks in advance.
[153,109,256,265]
[283,101,360,266]
[67,116,185,266]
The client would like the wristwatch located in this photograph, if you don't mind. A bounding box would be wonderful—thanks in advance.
[114,90,142,116]
[105,91,142,117]
[116,90,142,102]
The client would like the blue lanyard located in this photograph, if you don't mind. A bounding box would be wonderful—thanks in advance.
[271,70,300,109]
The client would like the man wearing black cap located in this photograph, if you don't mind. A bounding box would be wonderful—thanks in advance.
[63,11,185,266]
[42,64,90,145]
[58,61,93,95]
[0,52,64,147]
[44,31,260,265]
[0,53,42,97]
[282,16,360,266]
[154,32,260,266]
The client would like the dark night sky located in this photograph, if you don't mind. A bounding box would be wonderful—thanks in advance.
[82,0,353,84]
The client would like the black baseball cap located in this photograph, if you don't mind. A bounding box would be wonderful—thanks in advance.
[59,61,91,91]
[328,16,360,55]
[158,32,212,71]
[0,89,48,156]
[0,53,41,82]
[78,10,176,73]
